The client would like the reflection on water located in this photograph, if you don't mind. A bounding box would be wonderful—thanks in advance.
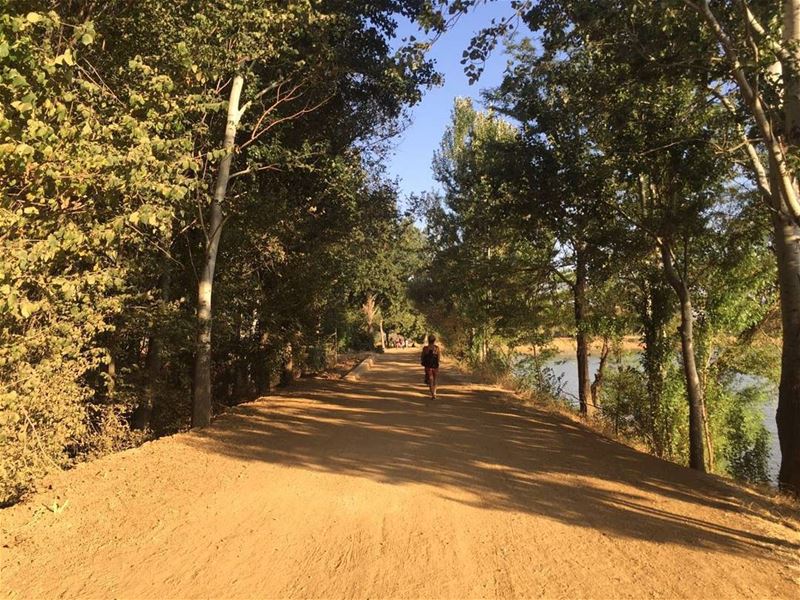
[542,353,780,483]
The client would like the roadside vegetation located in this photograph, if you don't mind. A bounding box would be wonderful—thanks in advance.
[0,0,433,506]
[414,1,800,494]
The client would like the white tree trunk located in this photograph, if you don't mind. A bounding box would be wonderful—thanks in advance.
[192,75,245,428]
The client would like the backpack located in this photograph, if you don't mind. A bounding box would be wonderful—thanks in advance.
[422,346,439,369]
[420,347,430,366]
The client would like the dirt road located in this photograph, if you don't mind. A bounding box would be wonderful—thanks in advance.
[2,349,799,599]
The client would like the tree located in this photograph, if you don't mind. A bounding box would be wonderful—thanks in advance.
[422,98,553,361]
[680,0,800,492]
[490,47,619,417]
[0,5,198,502]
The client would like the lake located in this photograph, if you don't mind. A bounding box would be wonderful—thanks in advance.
[541,353,781,482]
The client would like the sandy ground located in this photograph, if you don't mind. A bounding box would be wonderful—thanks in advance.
[2,349,799,599]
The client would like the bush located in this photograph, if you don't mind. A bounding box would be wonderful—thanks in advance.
[599,362,688,461]
[0,365,87,506]
[512,351,566,399]
[712,384,771,484]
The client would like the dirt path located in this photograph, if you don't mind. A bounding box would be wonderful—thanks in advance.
[2,349,799,599]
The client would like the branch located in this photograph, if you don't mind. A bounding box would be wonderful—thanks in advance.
[229,162,284,180]
[685,0,800,222]
[659,239,688,302]
[736,0,793,64]
[183,229,199,282]
[77,59,123,106]
[238,78,291,117]
[604,196,660,242]
[712,88,774,202]
[21,407,62,470]
[123,222,183,267]
[639,138,703,156]
[240,93,334,152]
[248,81,306,137]
[548,263,575,289]
[739,0,761,90]
[196,189,209,245]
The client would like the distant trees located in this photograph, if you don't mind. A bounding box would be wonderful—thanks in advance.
[419,98,554,360]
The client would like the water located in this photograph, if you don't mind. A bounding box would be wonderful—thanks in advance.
[542,353,781,483]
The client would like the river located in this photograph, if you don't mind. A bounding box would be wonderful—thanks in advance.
[542,353,781,482]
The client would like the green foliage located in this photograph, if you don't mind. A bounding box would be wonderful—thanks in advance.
[0,7,195,504]
[417,98,555,358]
[599,360,688,461]
[721,386,772,485]
[0,0,438,504]
[512,350,566,400]
[707,381,771,484]
[418,0,783,486]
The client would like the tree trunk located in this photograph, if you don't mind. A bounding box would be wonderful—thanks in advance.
[133,335,162,430]
[280,340,294,386]
[660,242,706,472]
[784,1,800,154]
[333,328,338,367]
[253,327,271,396]
[701,397,715,472]
[133,268,170,430]
[778,1,800,494]
[773,202,800,493]
[106,351,116,397]
[734,95,800,492]
[379,319,386,352]
[574,245,593,416]
[234,356,248,400]
[192,75,245,428]
[590,336,610,409]
[641,275,671,458]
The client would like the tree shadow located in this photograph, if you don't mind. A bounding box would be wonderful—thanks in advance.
[184,351,799,561]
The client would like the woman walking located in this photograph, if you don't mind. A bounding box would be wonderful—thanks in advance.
[420,335,440,399]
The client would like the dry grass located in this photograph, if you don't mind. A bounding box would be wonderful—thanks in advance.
[516,335,643,356]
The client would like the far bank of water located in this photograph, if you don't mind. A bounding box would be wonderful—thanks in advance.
[531,352,780,483]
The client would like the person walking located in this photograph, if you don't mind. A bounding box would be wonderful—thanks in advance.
[420,335,440,399]
[421,340,430,385]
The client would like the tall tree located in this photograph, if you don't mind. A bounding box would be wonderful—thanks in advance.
[680,0,800,491]
[491,49,616,416]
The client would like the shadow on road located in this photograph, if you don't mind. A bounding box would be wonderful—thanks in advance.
[186,350,798,560]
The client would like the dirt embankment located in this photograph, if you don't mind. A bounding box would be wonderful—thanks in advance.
[1,349,798,599]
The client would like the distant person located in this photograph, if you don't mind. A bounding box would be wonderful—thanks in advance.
[420,343,430,384]
[420,335,440,399]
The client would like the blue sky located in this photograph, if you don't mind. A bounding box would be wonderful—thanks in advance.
[386,2,520,201]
